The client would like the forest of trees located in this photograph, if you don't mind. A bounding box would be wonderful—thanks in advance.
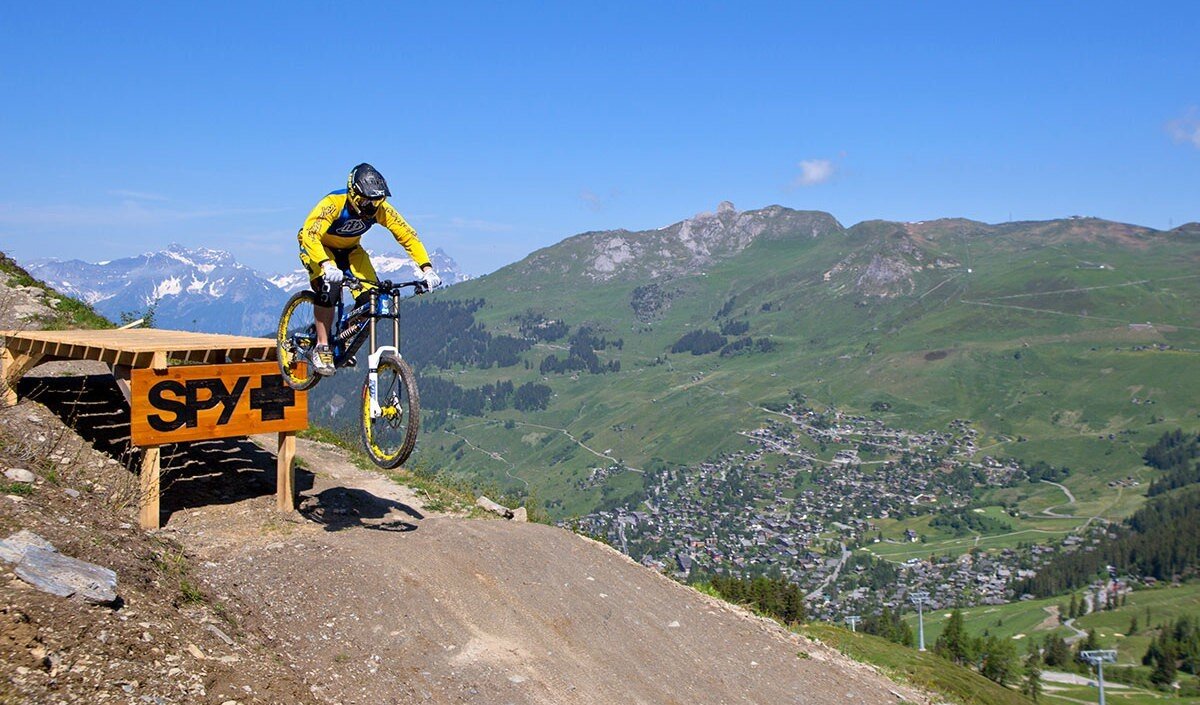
[539,327,621,375]
[1142,614,1200,688]
[860,605,913,647]
[420,375,553,423]
[937,610,1018,679]
[1023,460,1071,484]
[704,574,807,625]
[1145,429,1200,496]
[1018,446,1200,596]
[670,329,727,355]
[404,298,532,369]
[717,336,776,357]
[514,311,569,342]
[718,319,749,336]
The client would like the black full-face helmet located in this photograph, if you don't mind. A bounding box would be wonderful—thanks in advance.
[347,163,391,214]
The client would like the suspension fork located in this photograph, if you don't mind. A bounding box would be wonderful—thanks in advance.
[365,291,403,420]
[367,291,381,418]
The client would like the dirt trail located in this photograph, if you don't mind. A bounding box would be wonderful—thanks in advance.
[167,437,928,705]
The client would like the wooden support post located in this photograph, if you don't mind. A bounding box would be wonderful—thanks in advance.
[277,431,296,512]
[139,447,161,530]
[110,364,133,405]
[1,346,44,407]
[1,345,15,408]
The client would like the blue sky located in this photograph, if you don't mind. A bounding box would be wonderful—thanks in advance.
[1,2,1197,276]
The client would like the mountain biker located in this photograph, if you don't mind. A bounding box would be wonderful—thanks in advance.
[296,163,441,376]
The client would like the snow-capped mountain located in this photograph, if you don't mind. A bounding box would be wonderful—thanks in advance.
[27,245,290,335]
[25,245,468,336]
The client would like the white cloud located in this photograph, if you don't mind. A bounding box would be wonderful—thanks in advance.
[1167,109,1200,148]
[793,159,836,187]
[579,188,619,212]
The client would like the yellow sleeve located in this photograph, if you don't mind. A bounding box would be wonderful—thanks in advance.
[376,202,432,268]
[297,194,342,264]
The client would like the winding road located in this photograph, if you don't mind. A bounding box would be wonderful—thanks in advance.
[1039,479,1079,518]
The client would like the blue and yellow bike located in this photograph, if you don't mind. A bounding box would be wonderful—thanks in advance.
[275,274,425,468]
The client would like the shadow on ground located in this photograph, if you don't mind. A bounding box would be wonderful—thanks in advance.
[19,373,315,525]
[299,486,423,532]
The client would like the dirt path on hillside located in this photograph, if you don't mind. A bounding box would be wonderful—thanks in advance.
[164,438,928,705]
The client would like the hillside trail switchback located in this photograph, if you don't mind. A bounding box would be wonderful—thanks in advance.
[163,436,927,705]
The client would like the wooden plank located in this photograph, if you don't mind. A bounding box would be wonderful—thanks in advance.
[277,431,296,512]
[0,330,278,370]
[129,362,307,446]
[110,365,133,405]
[138,447,161,530]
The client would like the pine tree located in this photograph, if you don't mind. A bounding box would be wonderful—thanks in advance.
[981,635,1020,686]
[1151,642,1178,688]
[1075,628,1100,662]
[1129,615,1140,635]
[1023,642,1044,702]
[935,609,970,665]
[1044,635,1071,668]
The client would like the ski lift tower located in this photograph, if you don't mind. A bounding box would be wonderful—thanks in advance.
[846,615,861,633]
[1080,650,1117,705]
[909,591,930,651]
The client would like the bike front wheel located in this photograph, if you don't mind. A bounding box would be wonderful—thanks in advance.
[360,352,420,468]
[276,290,320,391]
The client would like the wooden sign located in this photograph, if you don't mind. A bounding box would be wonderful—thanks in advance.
[131,362,307,446]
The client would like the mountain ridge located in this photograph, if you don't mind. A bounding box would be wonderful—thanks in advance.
[24,244,468,335]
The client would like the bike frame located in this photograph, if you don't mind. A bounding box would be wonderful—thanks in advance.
[328,276,423,418]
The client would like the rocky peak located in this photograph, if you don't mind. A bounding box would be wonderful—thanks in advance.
[577,204,842,282]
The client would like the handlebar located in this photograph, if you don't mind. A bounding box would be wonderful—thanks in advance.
[341,272,434,294]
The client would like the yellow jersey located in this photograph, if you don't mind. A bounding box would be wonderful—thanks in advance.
[297,189,431,268]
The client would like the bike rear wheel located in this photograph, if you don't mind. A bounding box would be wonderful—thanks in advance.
[276,290,320,391]
[360,351,420,468]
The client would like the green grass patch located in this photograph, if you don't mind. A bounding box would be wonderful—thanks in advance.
[0,481,34,496]
[799,622,1036,705]
[1074,583,1200,667]
[901,594,1073,647]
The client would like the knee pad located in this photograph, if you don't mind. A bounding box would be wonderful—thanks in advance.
[313,279,336,307]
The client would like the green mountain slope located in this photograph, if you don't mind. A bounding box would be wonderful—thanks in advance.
[313,205,1200,523]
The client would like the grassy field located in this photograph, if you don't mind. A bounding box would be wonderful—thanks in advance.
[900,593,1074,647]
[886,584,1200,702]
[798,622,1036,705]
[859,497,1088,564]
[899,583,1200,655]
[1041,679,1200,704]
[1074,583,1200,668]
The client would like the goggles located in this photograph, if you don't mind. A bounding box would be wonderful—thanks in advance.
[352,192,385,210]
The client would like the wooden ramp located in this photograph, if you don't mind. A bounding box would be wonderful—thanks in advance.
[1,328,305,530]
[1,328,276,373]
